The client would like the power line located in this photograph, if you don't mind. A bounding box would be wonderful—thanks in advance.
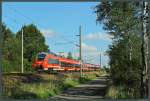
[8,7,35,24]
[4,15,22,25]
[59,35,79,46]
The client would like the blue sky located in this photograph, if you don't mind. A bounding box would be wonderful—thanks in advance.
[2,2,112,66]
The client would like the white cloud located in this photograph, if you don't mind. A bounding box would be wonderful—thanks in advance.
[73,42,109,65]
[57,52,68,57]
[40,29,57,38]
[74,42,104,56]
[82,42,98,53]
[73,53,79,58]
[85,32,113,41]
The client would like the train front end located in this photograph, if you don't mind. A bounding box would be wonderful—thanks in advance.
[32,52,47,71]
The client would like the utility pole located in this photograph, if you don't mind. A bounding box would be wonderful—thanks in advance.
[79,25,82,77]
[21,28,24,74]
[76,25,82,77]
[100,52,101,68]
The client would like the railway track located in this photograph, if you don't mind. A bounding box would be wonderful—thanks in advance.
[3,70,98,75]
[2,71,99,78]
[2,71,100,84]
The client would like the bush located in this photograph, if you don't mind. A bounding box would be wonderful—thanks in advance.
[62,79,79,90]
[105,85,128,99]
[19,82,59,99]
[2,60,21,73]
[105,81,141,99]
[23,58,34,73]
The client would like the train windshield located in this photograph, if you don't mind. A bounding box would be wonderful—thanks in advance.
[37,54,46,61]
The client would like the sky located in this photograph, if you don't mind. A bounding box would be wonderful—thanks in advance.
[2,2,112,66]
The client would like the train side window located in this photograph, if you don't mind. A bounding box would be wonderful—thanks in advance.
[48,58,59,64]
[60,62,65,67]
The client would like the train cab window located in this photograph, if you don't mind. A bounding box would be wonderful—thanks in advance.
[48,58,59,64]
[37,54,46,61]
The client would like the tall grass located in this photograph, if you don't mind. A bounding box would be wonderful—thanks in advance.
[105,81,141,99]
[105,85,129,99]
[62,78,79,90]
[2,71,101,99]
[19,82,60,99]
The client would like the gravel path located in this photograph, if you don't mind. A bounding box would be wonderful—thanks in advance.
[50,75,109,100]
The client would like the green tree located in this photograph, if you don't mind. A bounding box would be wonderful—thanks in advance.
[94,1,147,98]
[16,24,49,72]
[2,23,21,72]
[67,52,73,59]
[77,57,80,61]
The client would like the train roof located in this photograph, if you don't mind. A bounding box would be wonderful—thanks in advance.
[40,52,80,64]
[59,57,80,64]
[38,52,48,55]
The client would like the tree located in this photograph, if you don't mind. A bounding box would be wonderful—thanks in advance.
[94,1,148,98]
[2,23,21,72]
[2,23,14,60]
[140,1,148,98]
[1,24,49,73]
[67,52,73,59]
[77,57,80,61]
[16,24,49,72]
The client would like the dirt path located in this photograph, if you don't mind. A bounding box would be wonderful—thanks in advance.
[50,75,109,100]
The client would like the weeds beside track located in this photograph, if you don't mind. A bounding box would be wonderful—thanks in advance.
[2,71,103,99]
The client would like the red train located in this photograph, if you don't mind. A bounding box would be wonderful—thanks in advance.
[32,52,100,72]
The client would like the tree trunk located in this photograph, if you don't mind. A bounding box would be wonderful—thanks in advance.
[141,1,148,98]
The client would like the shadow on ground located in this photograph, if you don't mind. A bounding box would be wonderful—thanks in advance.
[50,75,109,100]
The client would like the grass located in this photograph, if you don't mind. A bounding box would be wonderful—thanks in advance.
[79,74,96,83]
[105,80,127,99]
[2,71,101,99]
[62,79,79,90]
[2,74,60,99]
[105,85,129,99]
[105,80,141,99]
[19,82,60,99]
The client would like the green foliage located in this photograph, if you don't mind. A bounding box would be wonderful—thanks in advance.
[79,73,99,83]
[105,81,141,99]
[19,83,60,99]
[2,72,101,99]
[107,34,142,86]
[23,59,34,73]
[105,85,129,99]
[2,23,21,73]
[77,56,81,61]
[102,66,110,74]
[79,76,91,83]
[2,23,49,73]
[67,51,73,59]
[16,24,49,62]
[95,1,143,98]
[62,79,79,90]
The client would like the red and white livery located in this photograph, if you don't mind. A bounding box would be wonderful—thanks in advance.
[32,52,100,72]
